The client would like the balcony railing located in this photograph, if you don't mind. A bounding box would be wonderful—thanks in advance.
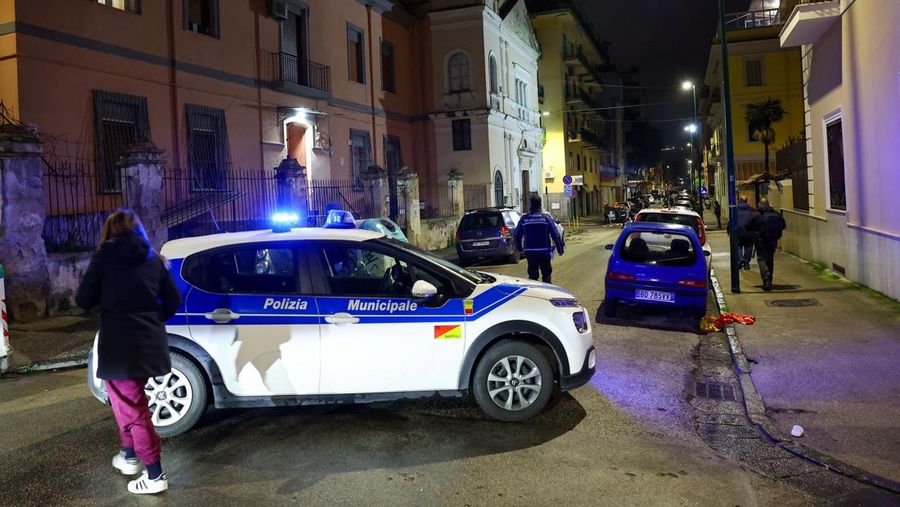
[271,52,331,94]
[724,9,784,30]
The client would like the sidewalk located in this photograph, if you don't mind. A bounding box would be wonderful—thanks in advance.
[707,230,900,483]
[3,314,97,372]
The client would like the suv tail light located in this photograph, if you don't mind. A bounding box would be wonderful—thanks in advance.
[500,225,511,239]
[696,218,707,245]
[455,229,461,242]
[678,279,707,288]
[607,272,636,282]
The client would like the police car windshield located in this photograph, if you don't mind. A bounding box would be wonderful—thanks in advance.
[374,238,483,284]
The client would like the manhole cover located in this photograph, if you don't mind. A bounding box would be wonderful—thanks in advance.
[695,382,737,401]
[766,298,821,307]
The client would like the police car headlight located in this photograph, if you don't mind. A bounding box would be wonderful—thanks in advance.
[573,310,589,333]
[550,298,579,307]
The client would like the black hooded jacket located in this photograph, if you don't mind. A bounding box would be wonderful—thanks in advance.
[76,232,181,380]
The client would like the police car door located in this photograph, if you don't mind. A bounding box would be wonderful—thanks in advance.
[310,241,466,394]
[182,242,320,396]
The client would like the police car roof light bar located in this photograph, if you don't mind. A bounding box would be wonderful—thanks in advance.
[272,212,300,233]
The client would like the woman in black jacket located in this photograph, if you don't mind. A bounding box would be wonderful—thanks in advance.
[76,209,181,495]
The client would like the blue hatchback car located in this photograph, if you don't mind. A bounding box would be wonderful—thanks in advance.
[603,222,709,320]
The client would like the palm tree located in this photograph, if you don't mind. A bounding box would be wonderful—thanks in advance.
[744,98,787,198]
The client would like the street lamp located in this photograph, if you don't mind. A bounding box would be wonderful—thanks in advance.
[682,81,700,196]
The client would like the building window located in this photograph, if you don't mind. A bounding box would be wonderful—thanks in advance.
[381,40,396,92]
[826,118,846,210]
[184,0,218,37]
[515,79,527,107]
[452,119,471,151]
[280,7,310,86]
[493,170,504,206]
[186,104,229,191]
[488,54,498,94]
[96,0,140,13]
[92,90,150,193]
[447,52,470,92]
[347,24,365,84]
[350,129,372,186]
[745,60,763,87]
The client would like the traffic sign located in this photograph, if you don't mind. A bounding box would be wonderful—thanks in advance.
[564,184,575,198]
[572,175,584,186]
[562,175,573,185]
[699,185,708,197]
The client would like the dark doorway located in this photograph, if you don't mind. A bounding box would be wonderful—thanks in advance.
[384,135,402,222]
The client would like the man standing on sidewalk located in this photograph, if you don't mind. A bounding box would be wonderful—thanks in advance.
[713,200,722,228]
[731,195,757,270]
[747,198,786,291]
[514,195,564,283]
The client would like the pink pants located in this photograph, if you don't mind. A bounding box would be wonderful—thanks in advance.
[106,379,161,465]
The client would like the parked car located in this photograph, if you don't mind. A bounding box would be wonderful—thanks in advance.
[455,207,521,266]
[603,222,710,321]
[633,208,712,272]
[356,217,408,242]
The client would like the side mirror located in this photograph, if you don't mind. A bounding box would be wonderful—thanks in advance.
[411,279,438,299]
[703,250,711,257]
[604,244,614,251]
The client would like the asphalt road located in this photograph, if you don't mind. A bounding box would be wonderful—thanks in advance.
[0,223,815,506]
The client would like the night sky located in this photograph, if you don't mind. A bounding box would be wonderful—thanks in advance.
[582,0,751,144]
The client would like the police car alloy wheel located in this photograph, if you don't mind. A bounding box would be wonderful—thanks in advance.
[143,353,208,438]
[472,340,554,422]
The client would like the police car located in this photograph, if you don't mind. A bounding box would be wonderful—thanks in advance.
[87,219,596,437]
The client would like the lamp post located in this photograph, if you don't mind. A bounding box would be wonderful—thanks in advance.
[719,0,741,294]
[683,122,698,194]
[682,81,700,195]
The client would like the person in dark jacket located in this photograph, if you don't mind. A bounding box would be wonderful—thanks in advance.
[76,209,181,495]
[514,195,564,283]
[713,200,722,228]
[731,195,757,270]
[746,198,786,291]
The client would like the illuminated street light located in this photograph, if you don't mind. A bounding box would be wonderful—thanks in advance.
[684,124,698,133]
[682,80,694,91]
[542,111,550,116]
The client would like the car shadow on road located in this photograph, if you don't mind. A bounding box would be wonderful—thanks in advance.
[167,393,587,494]
[594,300,700,334]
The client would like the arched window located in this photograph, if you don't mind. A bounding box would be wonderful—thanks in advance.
[493,170,504,207]
[447,52,471,92]
[488,54,498,94]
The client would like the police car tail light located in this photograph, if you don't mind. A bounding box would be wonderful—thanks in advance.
[573,310,589,333]
[678,279,707,288]
[500,225,511,239]
[607,272,636,282]
[272,212,300,233]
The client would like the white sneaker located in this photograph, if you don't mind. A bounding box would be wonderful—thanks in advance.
[127,471,168,495]
[112,451,143,475]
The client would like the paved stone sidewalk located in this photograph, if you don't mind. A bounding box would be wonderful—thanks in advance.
[707,230,900,483]
[3,314,97,372]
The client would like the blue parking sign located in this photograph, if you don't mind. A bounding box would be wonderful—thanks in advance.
[562,175,573,185]
[699,186,708,197]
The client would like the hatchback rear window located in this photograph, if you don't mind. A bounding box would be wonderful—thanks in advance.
[620,231,696,266]
[459,212,502,230]
[638,213,700,235]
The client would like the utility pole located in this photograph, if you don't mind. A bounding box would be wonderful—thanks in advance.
[719,0,741,294]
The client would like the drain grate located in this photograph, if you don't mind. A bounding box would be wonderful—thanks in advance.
[695,382,737,401]
[766,298,821,307]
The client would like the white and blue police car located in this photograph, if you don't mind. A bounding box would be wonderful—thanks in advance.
[87,217,596,437]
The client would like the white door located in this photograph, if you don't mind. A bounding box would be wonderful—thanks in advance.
[310,241,467,394]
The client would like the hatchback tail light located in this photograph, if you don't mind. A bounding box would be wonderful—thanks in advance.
[500,225,511,239]
[607,272,637,282]
[696,218,707,245]
[678,279,707,288]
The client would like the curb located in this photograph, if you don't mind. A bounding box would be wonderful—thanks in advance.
[708,267,900,495]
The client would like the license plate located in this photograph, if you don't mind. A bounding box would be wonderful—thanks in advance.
[471,241,490,247]
[635,289,674,302]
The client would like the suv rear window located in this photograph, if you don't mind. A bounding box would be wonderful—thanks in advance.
[638,212,701,236]
[459,212,503,230]
[620,231,696,266]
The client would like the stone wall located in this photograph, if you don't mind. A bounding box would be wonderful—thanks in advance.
[420,217,459,252]
[46,252,93,314]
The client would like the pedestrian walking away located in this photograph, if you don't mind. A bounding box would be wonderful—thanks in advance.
[746,198,786,291]
[730,195,757,270]
[514,195,564,283]
[713,200,722,229]
[75,209,182,495]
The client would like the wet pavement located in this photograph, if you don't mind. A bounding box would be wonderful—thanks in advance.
[0,223,870,505]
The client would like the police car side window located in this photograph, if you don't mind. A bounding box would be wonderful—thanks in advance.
[185,246,298,294]
[317,245,446,298]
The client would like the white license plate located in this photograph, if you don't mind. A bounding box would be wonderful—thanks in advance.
[471,241,490,247]
[635,289,674,302]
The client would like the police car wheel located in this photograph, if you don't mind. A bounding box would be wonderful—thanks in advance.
[143,353,208,438]
[472,340,555,422]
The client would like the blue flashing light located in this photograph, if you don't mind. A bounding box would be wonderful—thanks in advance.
[323,209,356,229]
[272,212,300,232]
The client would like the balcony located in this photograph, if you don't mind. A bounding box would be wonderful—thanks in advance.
[580,128,606,150]
[780,0,840,47]
[270,52,331,98]
[724,9,785,31]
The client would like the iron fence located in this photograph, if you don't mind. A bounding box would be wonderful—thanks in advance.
[308,179,379,226]
[420,182,457,219]
[464,184,489,210]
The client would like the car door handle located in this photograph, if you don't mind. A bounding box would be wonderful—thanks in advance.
[204,308,240,323]
[324,313,360,325]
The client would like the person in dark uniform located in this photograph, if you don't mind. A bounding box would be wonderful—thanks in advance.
[713,200,722,228]
[514,195,564,283]
[76,209,181,495]
[746,198,786,291]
